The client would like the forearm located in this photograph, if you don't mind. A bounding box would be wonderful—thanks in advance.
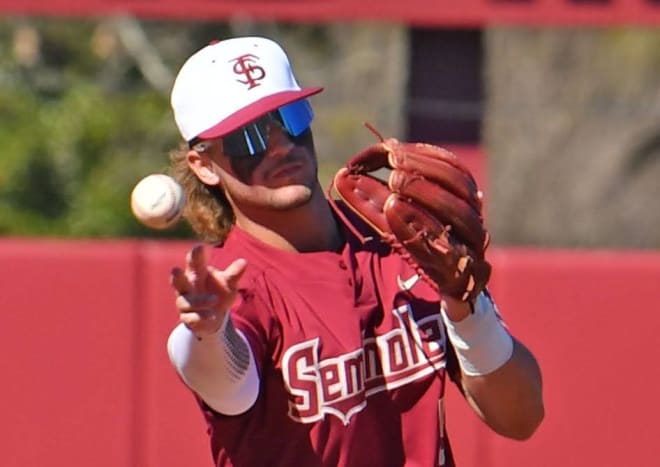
[443,293,544,440]
[461,338,544,440]
[167,313,259,415]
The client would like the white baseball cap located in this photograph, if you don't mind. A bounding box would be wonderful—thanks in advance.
[171,36,323,142]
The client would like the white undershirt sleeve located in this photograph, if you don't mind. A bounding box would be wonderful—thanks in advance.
[167,313,260,415]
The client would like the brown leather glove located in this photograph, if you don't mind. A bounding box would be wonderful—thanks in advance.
[330,135,491,302]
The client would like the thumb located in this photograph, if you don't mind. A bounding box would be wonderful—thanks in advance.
[209,258,248,292]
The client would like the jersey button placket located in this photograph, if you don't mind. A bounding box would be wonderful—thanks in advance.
[338,260,353,287]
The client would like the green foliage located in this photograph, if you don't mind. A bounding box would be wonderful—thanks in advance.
[0,18,192,238]
[0,19,387,240]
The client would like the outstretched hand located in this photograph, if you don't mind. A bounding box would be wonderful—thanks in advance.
[170,245,247,338]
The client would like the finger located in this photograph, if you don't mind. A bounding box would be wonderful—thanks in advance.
[185,244,208,286]
[175,293,219,312]
[170,266,193,295]
[222,258,248,290]
[207,258,248,292]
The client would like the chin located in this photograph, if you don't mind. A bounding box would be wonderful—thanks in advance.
[269,184,316,210]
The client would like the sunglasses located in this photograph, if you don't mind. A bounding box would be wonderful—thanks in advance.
[190,99,314,159]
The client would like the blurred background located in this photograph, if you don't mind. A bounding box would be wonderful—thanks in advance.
[0,1,659,466]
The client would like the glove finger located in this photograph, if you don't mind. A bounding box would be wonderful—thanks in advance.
[385,195,491,301]
[384,194,455,266]
[390,170,488,256]
[384,195,474,298]
[388,142,482,212]
[345,141,391,173]
[333,168,391,236]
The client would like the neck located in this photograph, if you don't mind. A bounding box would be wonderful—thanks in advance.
[233,186,343,253]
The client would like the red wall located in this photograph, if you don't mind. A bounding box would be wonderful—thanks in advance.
[1,0,659,25]
[1,238,659,467]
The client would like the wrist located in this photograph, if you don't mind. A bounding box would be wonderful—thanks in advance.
[440,295,472,322]
[441,291,513,376]
[190,311,229,341]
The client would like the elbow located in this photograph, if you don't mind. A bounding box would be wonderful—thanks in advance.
[499,402,545,441]
[516,406,545,440]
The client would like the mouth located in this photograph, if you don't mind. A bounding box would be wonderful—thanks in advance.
[268,158,305,179]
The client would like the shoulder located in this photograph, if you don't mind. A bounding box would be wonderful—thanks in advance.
[208,228,270,274]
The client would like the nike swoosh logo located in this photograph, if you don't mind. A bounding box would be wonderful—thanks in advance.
[397,273,420,291]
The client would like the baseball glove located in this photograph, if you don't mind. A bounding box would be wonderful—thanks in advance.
[329,128,491,302]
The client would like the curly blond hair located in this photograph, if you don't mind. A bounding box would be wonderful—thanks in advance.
[168,143,234,244]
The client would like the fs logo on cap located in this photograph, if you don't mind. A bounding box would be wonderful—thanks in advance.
[231,54,266,89]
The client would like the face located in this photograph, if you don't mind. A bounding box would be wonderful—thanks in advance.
[191,122,320,214]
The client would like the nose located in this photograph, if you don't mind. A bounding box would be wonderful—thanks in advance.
[264,123,295,159]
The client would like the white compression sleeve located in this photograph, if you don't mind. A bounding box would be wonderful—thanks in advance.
[441,291,514,376]
[167,313,259,415]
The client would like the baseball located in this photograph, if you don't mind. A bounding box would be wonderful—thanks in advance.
[130,174,185,230]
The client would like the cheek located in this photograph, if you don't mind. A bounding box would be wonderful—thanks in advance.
[229,154,266,183]
[292,129,315,155]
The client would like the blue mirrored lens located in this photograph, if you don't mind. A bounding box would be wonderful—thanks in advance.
[222,99,314,158]
[277,99,314,137]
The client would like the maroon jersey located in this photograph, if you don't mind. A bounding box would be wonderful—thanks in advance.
[199,206,458,467]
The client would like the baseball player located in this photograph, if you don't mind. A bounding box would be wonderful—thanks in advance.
[166,36,544,466]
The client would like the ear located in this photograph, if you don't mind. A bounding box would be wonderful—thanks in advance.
[187,149,221,185]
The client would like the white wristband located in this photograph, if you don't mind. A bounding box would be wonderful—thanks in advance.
[441,292,514,376]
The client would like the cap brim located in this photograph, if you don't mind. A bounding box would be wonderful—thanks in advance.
[196,87,324,140]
